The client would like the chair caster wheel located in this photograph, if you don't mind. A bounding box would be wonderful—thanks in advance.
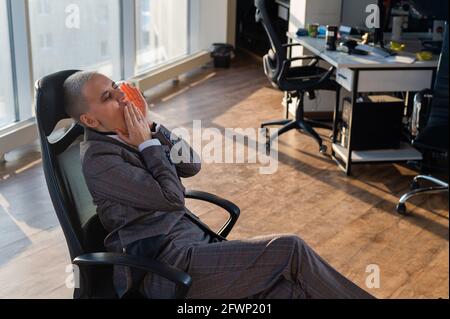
[319,145,327,154]
[396,203,407,215]
[410,180,420,190]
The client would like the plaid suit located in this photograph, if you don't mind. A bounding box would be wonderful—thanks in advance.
[81,125,374,299]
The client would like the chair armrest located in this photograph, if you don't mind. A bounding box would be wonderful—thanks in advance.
[279,57,335,90]
[287,56,320,64]
[313,66,336,87]
[73,252,192,298]
[414,89,433,104]
[282,43,302,48]
[185,190,240,238]
[411,89,434,137]
[279,56,320,79]
[415,89,433,100]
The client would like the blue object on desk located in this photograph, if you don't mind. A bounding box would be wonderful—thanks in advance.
[318,25,327,36]
[296,28,308,37]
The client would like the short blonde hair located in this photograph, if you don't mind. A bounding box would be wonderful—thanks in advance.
[63,71,98,122]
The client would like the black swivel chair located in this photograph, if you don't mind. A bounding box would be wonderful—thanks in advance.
[255,0,340,154]
[35,70,240,299]
[396,24,449,215]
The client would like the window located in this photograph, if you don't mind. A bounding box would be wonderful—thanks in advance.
[38,33,53,50]
[28,0,122,82]
[100,40,109,57]
[37,0,50,15]
[0,0,17,127]
[96,3,108,24]
[135,0,189,73]
[0,0,228,132]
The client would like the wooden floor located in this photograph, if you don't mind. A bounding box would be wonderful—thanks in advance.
[0,56,448,299]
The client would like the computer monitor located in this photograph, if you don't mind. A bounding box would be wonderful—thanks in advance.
[382,0,449,32]
[339,0,386,46]
[341,0,449,33]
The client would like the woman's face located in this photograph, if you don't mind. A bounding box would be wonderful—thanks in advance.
[80,73,128,133]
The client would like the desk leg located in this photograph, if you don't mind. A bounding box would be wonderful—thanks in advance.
[284,99,290,119]
[287,36,293,59]
[332,86,341,144]
[345,70,359,176]
[331,86,341,162]
[284,37,294,119]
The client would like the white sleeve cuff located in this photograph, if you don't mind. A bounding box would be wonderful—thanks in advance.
[138,139,162,152]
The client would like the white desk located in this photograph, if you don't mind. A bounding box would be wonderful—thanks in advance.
[287,32,439,175]
[287,32,438,92]
[287,33,438,68]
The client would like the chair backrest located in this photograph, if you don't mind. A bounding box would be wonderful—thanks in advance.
[254,0,286,85]
[35,70,111,297]
[416,23,449,152]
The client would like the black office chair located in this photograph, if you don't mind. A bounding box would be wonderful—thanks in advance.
[254,0,339,154]
[35,70,240,299]
[396,24,449,215]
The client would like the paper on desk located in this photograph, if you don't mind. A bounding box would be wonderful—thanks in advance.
[356,44,390,57]
[385,55,416,64]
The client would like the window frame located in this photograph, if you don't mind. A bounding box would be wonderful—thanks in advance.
[134,0,193,76]
[9,0,34,124]
[1,0,233,141]
[4,0,20,124]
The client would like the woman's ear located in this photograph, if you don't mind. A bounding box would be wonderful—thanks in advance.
[79,113,100,129]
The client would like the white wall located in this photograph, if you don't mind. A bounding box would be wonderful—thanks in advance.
[288,0,342,113]
[289,0,342,33]
[341,0,375,28]
[190,0,229,53]
[288,0,342,63]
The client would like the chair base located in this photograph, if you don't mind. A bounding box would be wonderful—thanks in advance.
[261,91,334,154]
[396,175,449,215]
[261,118,328,154]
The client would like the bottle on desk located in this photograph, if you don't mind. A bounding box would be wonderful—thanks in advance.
[326,25,338,51]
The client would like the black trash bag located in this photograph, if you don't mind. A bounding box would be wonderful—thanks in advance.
[210,43,235,68]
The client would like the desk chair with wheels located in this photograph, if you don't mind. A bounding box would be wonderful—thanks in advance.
[35,70,240,299]
[254,0,339,154]
[396,24,449,215]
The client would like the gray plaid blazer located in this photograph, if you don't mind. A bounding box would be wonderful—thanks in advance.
[80,125,224,297]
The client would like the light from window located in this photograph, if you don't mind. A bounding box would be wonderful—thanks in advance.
[136,0,189,73]
[28,0,122,83]
[0,0,16,127]
[39,33,53,50]
[96,4,108,24]
[37,0,50,15]
[100,40,109,57]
